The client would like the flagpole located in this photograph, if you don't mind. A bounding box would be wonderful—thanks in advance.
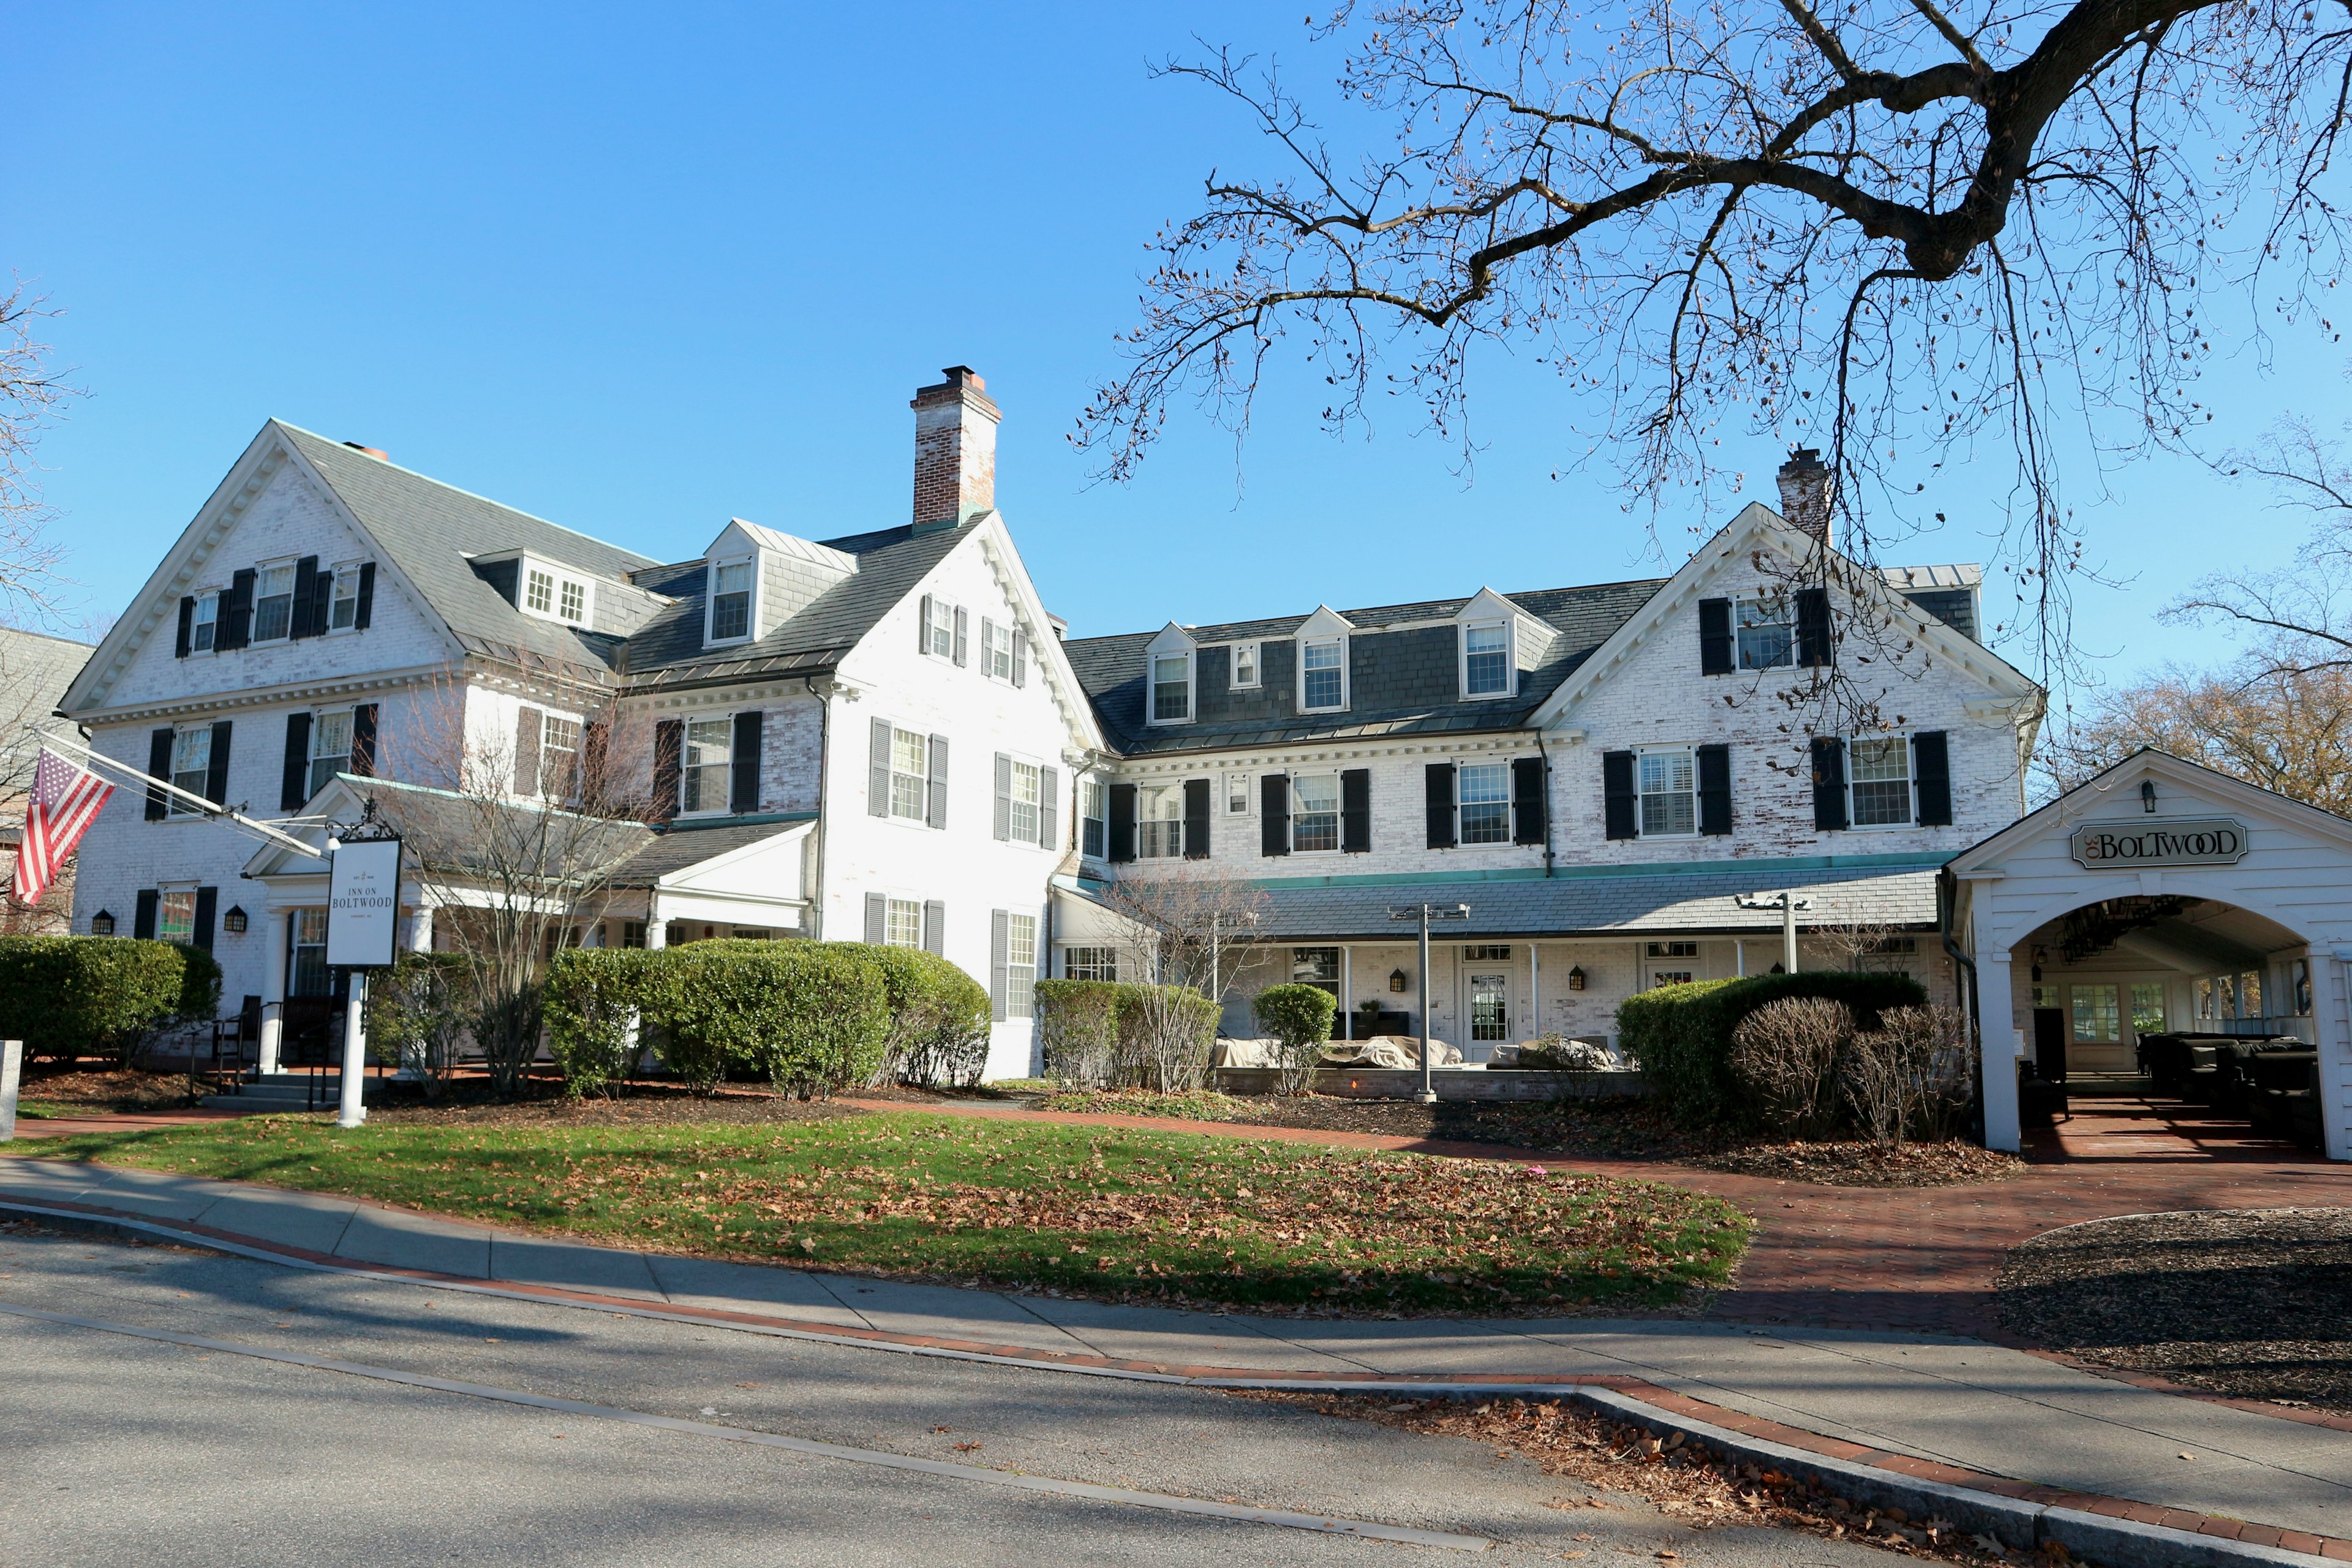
[26,731,326,861]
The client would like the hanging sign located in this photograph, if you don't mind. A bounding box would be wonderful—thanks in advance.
[325,837,404,968]
[2068,818,2249,870]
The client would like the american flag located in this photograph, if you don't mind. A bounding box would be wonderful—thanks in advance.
[13,747,114,908]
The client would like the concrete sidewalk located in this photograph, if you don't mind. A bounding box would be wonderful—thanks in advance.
[3,1154,2348,1553]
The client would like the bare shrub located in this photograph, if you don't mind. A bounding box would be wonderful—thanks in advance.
[1843,1005,1976,1145]
[1730,997,1851,1137]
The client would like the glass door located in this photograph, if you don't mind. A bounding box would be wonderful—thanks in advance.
[1469,973,1509,1041]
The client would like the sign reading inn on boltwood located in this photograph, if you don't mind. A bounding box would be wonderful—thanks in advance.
[2069,817,2251,870]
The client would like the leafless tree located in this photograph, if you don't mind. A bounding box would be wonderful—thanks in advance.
[1097,865,1272,1089]
[0,283,78,628]
[2168,413,2352,679]
[1077,3,2352,690]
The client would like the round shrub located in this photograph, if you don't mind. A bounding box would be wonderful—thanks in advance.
[1616,970,1928,1131]
[1252,983,1337,1094]
[835,943,992,1088]
[652,940,888,1099]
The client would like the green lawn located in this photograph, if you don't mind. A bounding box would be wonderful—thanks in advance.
[11,1110,1752,1314]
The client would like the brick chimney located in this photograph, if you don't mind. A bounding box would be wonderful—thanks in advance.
[1776,448,1833,549]
[910,366,1000,529]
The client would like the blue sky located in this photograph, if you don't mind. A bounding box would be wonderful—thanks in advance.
[13,3,2333,690]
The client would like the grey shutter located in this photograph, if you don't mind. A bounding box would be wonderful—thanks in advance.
[1603,750,1639,840]
[1260,774,1290,856]
[981,617,995,674]
[1512,756,1548,845]
[134,889,159,940]
[349,704,377,778]
[730,710,763,814]
[1182,777,1210,859]
[1697,743,1732,836]
[953,606,968,666]
[918,594,934,654]
[990,910,1010,1021]
[145,728,173,819]
[1913,731,1953,826]
[1012,630,1028,688]
[1107,782,1137,862]
[923,900,946,955]
[927,734,950,829]
[993,753,1013,840]
[652,720,682,822]
[221,569,255,649]
[1796,587,1833,668]
[290,556,320,639]
[1341,767,1371,854]
[353,562,375,630]
[193,887,217,952]
[1811,737,1849,831]
[1698,597,1733,675]
[867,717,892,817]
[280,712,313,811]
[1424,762,1457,849]
[1039,765,1059,850]
[513,706,543,797]
[205,720,233,806]
[175,597,194,658]
[864,892,887,945]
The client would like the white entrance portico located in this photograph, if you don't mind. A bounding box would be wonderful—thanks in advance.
[1948,749,2351,1159]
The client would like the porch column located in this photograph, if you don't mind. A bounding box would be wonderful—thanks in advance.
[407,905,434,954]
[1341,946,1352,1039]
[1978,947,2022,1152]
[2316,951,2352,1161]
[1528,942,1540,1042]
[645,902,668,949]
[257,907,289,1074]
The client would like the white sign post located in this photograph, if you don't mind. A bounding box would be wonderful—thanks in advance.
[326,837,402,1129]
[0,1039,21,1142]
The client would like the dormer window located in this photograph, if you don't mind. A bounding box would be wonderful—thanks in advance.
[508,557,595,627]
[1463,623,1512,698]
[1300,638,1345,711]
[1232,643,1259,688]
[710,560,754,643]
[1152,654,1192,722]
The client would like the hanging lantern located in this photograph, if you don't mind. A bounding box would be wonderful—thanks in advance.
[1567,965,1586,992]
[1388,968,1408,993]
[222,905,249,934]
[89,909,115,936]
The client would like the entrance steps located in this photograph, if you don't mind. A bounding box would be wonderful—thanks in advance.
[201,1073,386,1113]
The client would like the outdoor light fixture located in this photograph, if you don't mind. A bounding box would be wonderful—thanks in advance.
[2141,778,2158,814]
[1388,968,1408,993]
[89,910,114,936]
[1567,965,1587,992]
[222,905,249,934]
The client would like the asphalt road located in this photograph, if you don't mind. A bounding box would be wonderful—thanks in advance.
[0,1224,1907,1567]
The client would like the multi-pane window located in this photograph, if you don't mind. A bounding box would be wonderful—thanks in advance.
[2130,982,2167,1036]
[157,889,196,943]
[710,561,753,640]
[1458,762,1510,843]
[1065,946,1118,982]
[1009,760,1041,843]
[986,620,1016,680]
[1004,913,1038,1018]
[620,921,648,949]
[290,909,331,996]
[1291,946,1341,1001]
[1232,643,1259,687]
[541,714,582,799]
[1736,595,1795,668]
[559,578,587,623]
[170,727,212,814]
[526,568,556,616]
[309,710,353,797]
[1152,655,1191,722]
[254,564,297,642]
[888,728,929,820]
[1292,773,1340,851]
[1848,737,1914,826]
[1464,624,1511,696]
[682,717,734,813]
[884,898,922,949]
[1080,775,1108,858]
[1301,639,1344,709]
[1637,750,1695,836]
[1646,941,1700,958]
[1224,771,1252,816]
[2241,968,2263,1019]
[192,593,219,652]
[924,597,956,657]
[330,570,360,630]
[2071,984,2121,1043]
[1136,785,1185,858]
[1463,944,1512,962]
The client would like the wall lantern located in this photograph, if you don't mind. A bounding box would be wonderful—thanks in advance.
[2141,778,2158,814]
[1566,965,1587,992]
[89,910,115,936]
[222,905,249,935]
[1388,968,1408,993]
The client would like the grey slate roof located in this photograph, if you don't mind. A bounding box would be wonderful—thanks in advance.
[1234,865,1940,942]
[608,815,816,887]
[1065,579,1666,757]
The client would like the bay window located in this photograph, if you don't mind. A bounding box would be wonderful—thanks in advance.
[1637,749,1696,837]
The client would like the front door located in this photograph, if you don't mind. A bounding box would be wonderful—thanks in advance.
[2033,1007,2068,1085]
[1469,973,1509,1042]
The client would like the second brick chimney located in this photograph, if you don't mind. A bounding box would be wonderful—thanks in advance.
[910,366,1000,530]
[1776,448,1834,549]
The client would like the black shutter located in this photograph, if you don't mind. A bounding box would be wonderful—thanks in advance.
[309,565,335,638]
[289,556,319,639]
[653,719,683,822]
[579,715,608,800]
[176,597,195,658]
[221,569,256,649]
[1796,587,1833,668]
[866,717,891,818]
[193,887,217,952]
[1108,782,1137,863]
[1039,765,1059,850]
[1512,756,1548,845]
[353,562,375,630]
[918,594,934,654]
[953,606,968,667]
[730,710,763,814]
[134,889,159,940]
[514,707,543,797]
[864,892,887,944]
[1341,767,1371,854]
[1811,736,1849,831]
[1602,750,1638,840]
[1424,762,1457,850]
[145,728,174,820]
[1183,777,1211,860]
[993,753,1013,841]
[350,704,377,778]
[281,712,313,811]
[205,720,233,806]
[1697,743,1732,836]
[1698,597,1733,676]
[922,900,946,956]
[927,735,950,829]
[1259,774,1290,856]
[1913,731,1953,826]
[990,910,1010,1021]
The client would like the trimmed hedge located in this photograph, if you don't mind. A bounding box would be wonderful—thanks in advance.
[649,940,889,1099]
[542,948,660,1097]
[0,935,221,1061]
[1616,970,1928,1129]
[1033,978,1220,1089]
[834,943,992,1088]
[1035,978,1121,1085]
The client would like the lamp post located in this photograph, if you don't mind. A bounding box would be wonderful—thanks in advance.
[1736,891,1813,974]
[1387,903,1471,1103]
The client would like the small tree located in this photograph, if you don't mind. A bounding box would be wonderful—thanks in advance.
[1253,983,1336,1095]
[1096,864,1270,1090]
[364,952,477,1101]
[1730,997,1852,1139]
[1844,1004,1977,1145]
[1034,979,1121,1087]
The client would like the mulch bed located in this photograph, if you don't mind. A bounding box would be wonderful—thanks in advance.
[17,1069,200,1115]
[1996,1207,2352,1417]
[363,1083,871,1128]
[1696,1140,2024,1188]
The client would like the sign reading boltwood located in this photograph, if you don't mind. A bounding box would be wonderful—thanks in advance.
[325,837,404,968]
[2068,817,2250,870]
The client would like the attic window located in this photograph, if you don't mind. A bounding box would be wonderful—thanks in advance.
[1463,623,1512,698]
[1300,638,1345,712]
[710,560,753,643]
[1151,654,1192,723]
[518,560,594,626]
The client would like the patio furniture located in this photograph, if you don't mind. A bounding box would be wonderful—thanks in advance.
[190,995,262,1097]
[2018,1058,2067,1126]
